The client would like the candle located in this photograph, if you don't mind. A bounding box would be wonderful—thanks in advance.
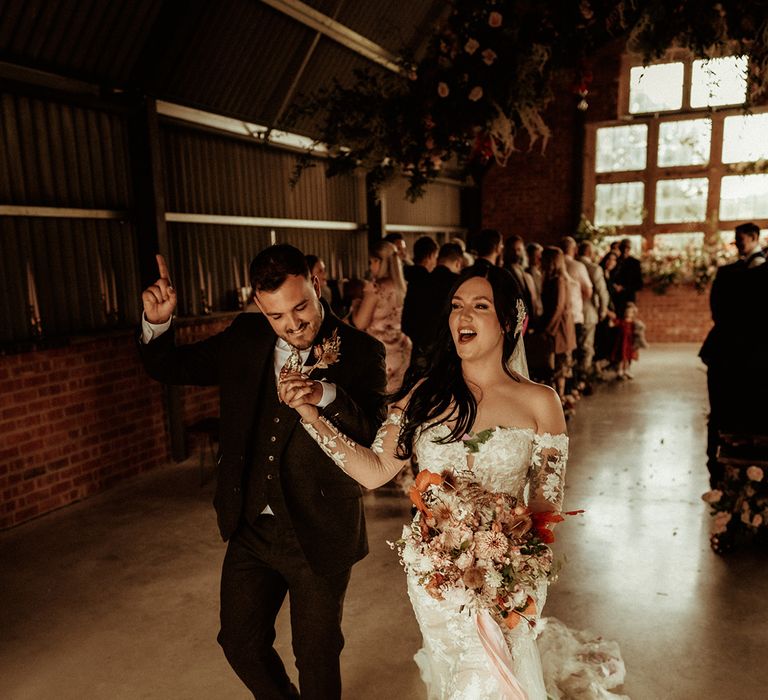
[26,259,41,323]
[197,254,205,292]
[232,257,241,289]
[270,229,276,246]
[109,266,118,316]
[97,253,108,313]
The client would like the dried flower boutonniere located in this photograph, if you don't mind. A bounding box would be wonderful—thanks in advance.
[306,328,341,376]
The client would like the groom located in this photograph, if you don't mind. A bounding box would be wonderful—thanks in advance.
[139,244,387,699]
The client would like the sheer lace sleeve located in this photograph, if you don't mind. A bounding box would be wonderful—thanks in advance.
[302,407,408,489]
[528,432,568,512]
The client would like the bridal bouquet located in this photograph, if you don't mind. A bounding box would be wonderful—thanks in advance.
[391,469,577,630]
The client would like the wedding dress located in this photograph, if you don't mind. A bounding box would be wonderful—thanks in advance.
[303,411,628,700]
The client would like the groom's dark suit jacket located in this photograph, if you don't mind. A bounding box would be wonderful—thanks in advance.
[139,302,387,575]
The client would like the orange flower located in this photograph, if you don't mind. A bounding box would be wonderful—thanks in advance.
[504,596,537,629]
[409,470,444,516]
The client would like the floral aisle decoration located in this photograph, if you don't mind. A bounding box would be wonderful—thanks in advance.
[390,468,581,630]
[287,1,768,200]
[703,463,768,554]
[641,240,736,294]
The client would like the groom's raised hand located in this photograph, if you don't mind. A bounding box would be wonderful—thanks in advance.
[142,254,177,324]
[279,371,322,423]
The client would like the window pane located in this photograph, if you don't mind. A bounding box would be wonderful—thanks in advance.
[595,124,648,172]
[657,119,711,167]
[691,56,748,108]
[594,182,644,226]
[719,174,768,219]
[722,113,768,163]
[629,63,684,113]
[653,232,704,251]
[654,178,708,223]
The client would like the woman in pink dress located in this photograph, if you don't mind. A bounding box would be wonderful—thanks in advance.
[352,239,412,392]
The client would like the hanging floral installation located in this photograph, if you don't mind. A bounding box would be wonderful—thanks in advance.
[287,0,768,200]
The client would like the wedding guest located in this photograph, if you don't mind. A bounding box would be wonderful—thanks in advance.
[504,235,542,318]
[526,242,544,300]
[138,246,386,699]
[613,238,643,315]
[538,246,576,400]
[353,239,412,392]
[609,302,648,379]
[384,232,413,266]
[558,237,592,383]
[699,222,768,487]
[305,254,333,305]
[404,235,438,284]
[403,242,463,362]
[340,278,364,325]
[472,228,504,267]
[577,241,610,380]
[451,236,474,268]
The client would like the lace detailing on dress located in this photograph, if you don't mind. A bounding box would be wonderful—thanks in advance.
[529,432,569,512]
[302,417,357,473]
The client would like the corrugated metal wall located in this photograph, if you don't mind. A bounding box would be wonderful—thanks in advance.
[0,94,132,208]
[384,178,462,228]
[161,124,361,221]
[167,223,367,317]
[0,94,137,342]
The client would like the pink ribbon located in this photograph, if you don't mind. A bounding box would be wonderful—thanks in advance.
[475,609,529,700]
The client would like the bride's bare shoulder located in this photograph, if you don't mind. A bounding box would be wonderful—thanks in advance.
[507,374,566,434]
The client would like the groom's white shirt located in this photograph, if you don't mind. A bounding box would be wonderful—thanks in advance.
[141,313,337,515]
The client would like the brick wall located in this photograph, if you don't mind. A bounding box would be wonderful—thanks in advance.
[0,314,235,530]
[637,285,712,344]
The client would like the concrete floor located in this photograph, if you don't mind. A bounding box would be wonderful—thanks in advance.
[1,344,766,700]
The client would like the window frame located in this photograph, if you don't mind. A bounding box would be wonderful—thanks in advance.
[583,51,768,248]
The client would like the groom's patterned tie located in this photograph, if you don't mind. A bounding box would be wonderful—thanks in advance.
[281,345,303,375]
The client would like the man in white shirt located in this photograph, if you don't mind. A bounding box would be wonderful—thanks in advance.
[559,237,593,383]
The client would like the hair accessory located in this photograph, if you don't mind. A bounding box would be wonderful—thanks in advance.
[514,298,527,337]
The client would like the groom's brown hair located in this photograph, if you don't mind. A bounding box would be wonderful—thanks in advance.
[250,244,310,293]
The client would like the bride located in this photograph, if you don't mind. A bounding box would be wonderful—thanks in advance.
[279,265,626,699]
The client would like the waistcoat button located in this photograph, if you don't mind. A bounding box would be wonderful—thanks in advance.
[268,455,274,462]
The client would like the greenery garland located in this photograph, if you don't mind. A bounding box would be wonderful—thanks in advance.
[287,0,768,200]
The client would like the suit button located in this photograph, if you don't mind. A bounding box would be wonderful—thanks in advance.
[273,417,280,423]
[268,455,274,462]
[266,474,273,480]
[270,436,276,442]
[233,486,241,494]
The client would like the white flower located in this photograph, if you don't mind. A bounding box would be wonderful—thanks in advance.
[474,531,508,560]
[485,567,503,590]
[746,465,764,481]
[456,550,474,570]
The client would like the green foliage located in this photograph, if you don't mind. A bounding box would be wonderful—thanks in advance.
[287,1,768,199]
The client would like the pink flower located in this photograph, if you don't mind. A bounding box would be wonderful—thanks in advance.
[488,11,503,27]
[701,490,722,504]
[464,38,480,55]
[437,82,450,98]
[468,86,483,102]
[712,511,731,534]
[746,465,764,481]
[481,48,497,66]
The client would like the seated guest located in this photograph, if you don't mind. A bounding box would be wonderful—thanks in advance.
[404,236,438,284]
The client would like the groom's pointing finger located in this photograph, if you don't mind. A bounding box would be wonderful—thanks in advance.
[156,254,170,281]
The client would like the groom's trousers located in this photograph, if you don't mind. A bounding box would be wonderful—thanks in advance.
[218,514,351,700]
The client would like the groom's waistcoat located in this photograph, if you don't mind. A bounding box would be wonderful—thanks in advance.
[243,359,296,523]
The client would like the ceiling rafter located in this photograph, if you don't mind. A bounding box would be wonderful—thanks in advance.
[261,0,404,74]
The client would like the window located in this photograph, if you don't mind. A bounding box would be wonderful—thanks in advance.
[690,56,748,108]
[583,51,767,252]
[657,119,711,167]
[596,125,647,172]
[629,63,684,113]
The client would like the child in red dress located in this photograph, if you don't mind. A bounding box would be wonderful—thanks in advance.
[610,302,649,379]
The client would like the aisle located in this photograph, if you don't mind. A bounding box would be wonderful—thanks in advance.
[1,345,765,699]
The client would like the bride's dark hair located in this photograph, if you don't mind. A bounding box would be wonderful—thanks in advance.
[391,264,524,460]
